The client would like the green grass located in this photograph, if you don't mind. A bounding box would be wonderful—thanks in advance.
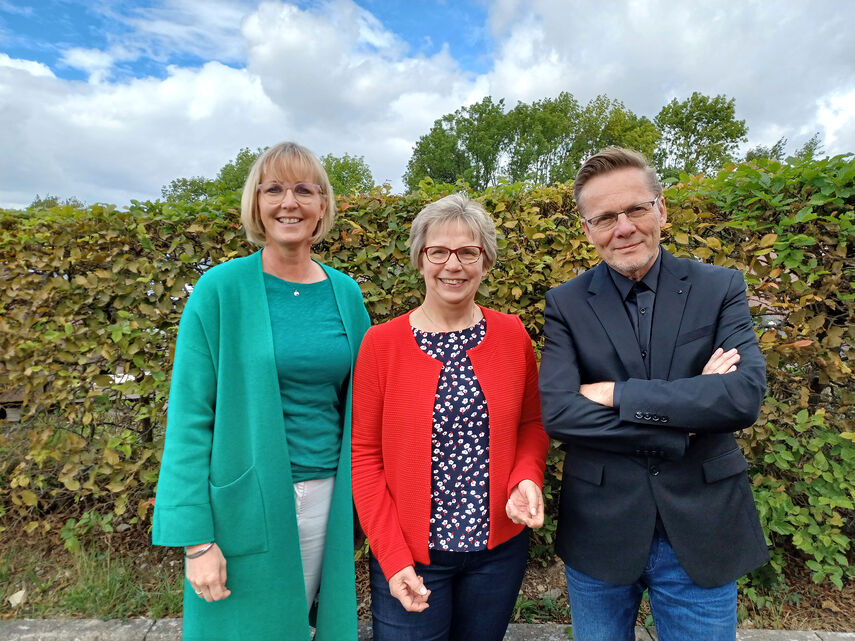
[0,537,183,619]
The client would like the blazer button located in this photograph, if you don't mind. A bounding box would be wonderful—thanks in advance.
[649,465,660,476]
[643,413,651,420]
[661,416,670,423]
[635,411,643,419]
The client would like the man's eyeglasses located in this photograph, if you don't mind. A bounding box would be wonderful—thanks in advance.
[581,198,659,232]
[257,181,323,205]
[423,246,484,265]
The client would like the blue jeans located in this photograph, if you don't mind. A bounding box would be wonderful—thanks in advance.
[370,530,529,641]
[565,532,737,641]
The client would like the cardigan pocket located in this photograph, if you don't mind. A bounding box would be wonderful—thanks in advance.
[209,466,269,557]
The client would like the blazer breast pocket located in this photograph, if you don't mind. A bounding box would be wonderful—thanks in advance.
[675,324,715,347]
[209,465,269,557]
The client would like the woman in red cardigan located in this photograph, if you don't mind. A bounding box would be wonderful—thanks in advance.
[352,193,549,641]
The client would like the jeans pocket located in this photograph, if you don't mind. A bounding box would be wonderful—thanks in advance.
[209,466,269,557]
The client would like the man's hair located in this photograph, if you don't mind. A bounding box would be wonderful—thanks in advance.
[573,147,663,216]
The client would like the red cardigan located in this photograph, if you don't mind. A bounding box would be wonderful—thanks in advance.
[352,306,548,581]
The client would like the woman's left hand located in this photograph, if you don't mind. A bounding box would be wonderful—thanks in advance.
[506,479,544,529]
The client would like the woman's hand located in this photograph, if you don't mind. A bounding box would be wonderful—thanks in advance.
[388,565,430,612]
[506,479,544,529]
[186,543,231,602]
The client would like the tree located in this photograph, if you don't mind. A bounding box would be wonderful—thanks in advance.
[215,147,263,191]
[745,136,788,162]
[654,92,748,176]
[793,132,823,161]
[403,97,509,192]
[161,147,263,203]
[160,176,212,202]
[320,153,374,195]
[505,92,582,184]
[405,93,659,190]
[403,114,470,191]
[28,194,85,210]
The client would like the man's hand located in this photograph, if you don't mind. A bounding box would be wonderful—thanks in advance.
[389,566,430,612]
[506,479,544,528]
[579,381,615,407]
[702,347,740,375]
[186,543,230,602]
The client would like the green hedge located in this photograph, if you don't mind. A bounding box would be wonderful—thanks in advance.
[1,155,853,588]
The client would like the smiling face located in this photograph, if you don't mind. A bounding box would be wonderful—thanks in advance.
[419,219,487,310]
[257,166,327,250]
[579,167,667,281]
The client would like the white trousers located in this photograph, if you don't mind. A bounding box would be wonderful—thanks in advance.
[294,476,335,612]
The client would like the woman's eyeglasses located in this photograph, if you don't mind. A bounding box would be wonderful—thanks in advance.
[257,181,323,205]
[423,246,484,264]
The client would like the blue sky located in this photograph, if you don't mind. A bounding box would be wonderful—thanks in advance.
[1,0,854,208]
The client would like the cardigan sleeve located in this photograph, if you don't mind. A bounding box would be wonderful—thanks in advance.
[506,317,548,494]
[351,330,417,581]
[151,284,218,547]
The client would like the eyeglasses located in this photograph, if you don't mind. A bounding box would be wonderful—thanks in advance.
[581,198,659,232]
[423,246,484,265]
[257,181,323,205]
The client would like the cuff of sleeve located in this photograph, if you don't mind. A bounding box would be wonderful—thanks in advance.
[612,381,625,408]
[151,503,215,548]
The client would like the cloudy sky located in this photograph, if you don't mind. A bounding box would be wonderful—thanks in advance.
[1,0,853,209]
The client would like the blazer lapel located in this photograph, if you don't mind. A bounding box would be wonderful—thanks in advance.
[587,263,647,380]
[650,250,691,380]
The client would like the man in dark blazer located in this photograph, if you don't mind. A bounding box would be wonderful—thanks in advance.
[540,147,768,641]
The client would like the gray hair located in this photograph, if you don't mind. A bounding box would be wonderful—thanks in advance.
[240,141,336,246]
[409,193,498,270]
[573,146,662,216]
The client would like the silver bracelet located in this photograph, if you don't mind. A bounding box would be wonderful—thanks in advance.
[184,542,215,559]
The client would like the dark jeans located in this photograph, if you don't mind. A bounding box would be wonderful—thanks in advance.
[370,530,529,641]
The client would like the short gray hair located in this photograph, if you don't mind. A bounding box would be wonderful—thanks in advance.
[574,146,662,216]
[409,193,498,270]
[241,141,336,246]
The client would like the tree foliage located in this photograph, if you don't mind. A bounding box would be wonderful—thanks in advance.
[28,194,86,210]
[320,152,374,195]
[404,93,659,191]
[745,137,788,163]
[794,132,824,161]
[654,91,748,176]
[404,97,508,191]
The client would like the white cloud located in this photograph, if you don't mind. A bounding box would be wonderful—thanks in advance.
[61,48,115,83]
[0,52,55,78]
[0,61,283,207]
[1,0,854,209]
[817,90,855,157]
[484,0,855,156]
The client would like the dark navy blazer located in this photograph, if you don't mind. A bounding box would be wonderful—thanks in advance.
[540,247,769,588]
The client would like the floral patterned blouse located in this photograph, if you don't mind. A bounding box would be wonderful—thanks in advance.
[413,318,490,551]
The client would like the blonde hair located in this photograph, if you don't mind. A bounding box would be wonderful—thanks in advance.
[409,193,498,270]
[240,142,336,246]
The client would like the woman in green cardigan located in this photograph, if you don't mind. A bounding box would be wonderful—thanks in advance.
[153,142,370,641]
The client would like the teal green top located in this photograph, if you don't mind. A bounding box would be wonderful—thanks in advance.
[264,273,351,482]
[152,252,370,641]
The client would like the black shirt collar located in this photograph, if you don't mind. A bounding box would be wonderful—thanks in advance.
[607,248,662,301]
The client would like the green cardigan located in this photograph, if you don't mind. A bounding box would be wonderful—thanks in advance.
[152,251,370,641]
